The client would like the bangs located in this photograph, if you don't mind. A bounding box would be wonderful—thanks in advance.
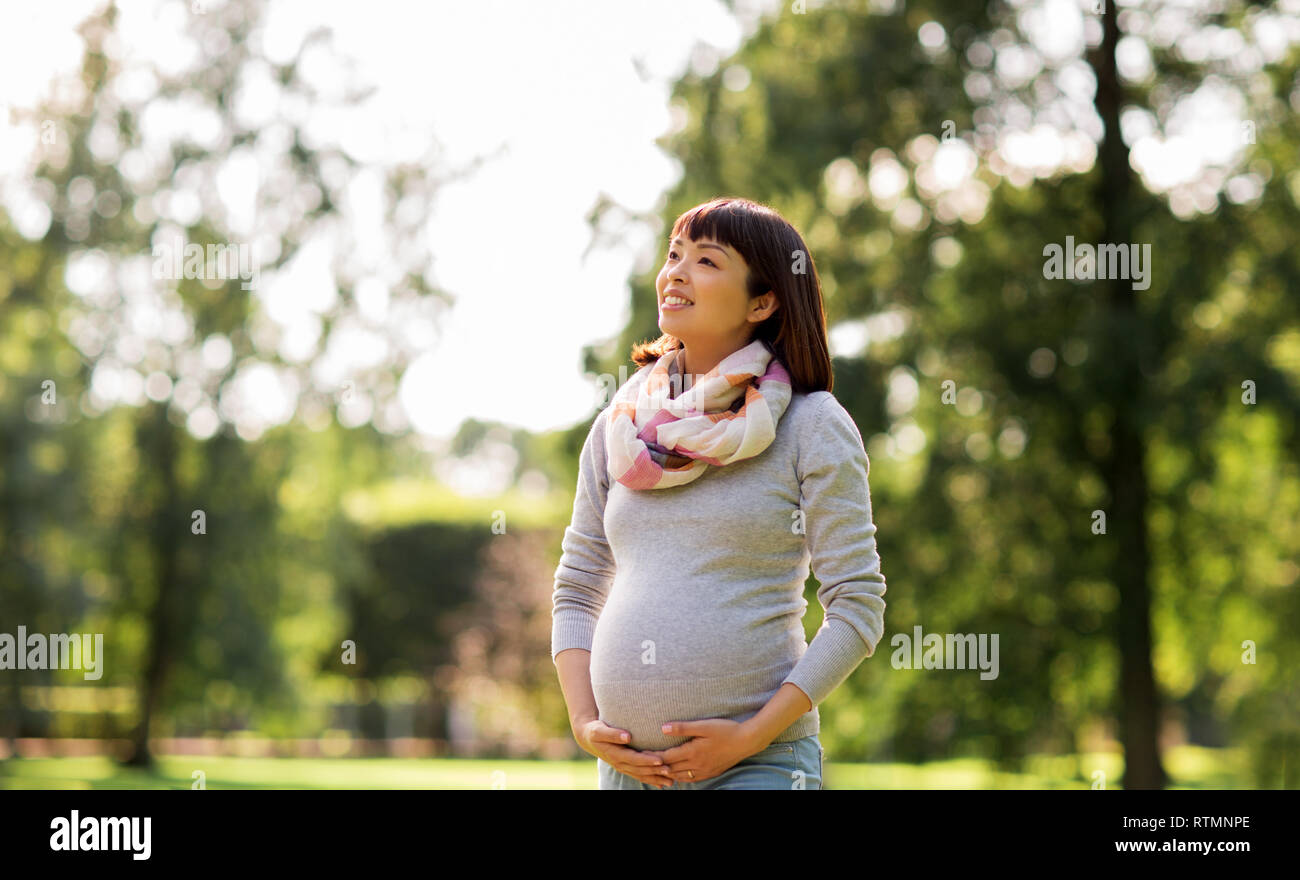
[670,199,765,255]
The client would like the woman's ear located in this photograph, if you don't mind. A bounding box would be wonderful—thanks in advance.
[750,290,779,320]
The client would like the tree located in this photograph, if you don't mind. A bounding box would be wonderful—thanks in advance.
[588,0,1300,787]
[9,0,457,766]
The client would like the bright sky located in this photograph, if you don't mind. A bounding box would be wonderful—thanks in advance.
[1,0,1291,487]
[0,0,778,445]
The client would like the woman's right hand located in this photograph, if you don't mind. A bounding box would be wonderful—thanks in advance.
[574,718,675,789]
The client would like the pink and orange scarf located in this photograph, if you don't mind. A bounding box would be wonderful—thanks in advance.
[605,339,793,490]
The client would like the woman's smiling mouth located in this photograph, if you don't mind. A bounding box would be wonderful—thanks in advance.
[662,290,693,309]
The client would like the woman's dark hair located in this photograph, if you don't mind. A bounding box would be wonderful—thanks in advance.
[630,196,833,394]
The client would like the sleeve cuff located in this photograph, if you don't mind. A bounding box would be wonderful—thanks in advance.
[781,618,873,708]
[551,610,598,662]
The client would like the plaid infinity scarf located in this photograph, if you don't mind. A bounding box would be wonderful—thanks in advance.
[605,339,793,490]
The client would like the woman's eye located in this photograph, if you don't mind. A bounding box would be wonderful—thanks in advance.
[666,251,714,267]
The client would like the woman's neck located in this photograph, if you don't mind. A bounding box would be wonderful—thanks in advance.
[677,337,755,386]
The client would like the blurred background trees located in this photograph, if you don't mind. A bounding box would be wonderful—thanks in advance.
[1,0,1297,787]
[591,0,1300,788]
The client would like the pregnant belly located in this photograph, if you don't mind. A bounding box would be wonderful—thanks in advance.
[589,653,799,751]
[587,584,807,750]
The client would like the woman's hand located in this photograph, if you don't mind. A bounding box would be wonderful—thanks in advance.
[640,719,761,783]
[573,718,676,788]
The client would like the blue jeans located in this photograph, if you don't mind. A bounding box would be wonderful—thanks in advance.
[597,734,823,790]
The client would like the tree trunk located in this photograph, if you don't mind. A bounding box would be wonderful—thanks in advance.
[1091,0,1168,790]
[122,404,183,768]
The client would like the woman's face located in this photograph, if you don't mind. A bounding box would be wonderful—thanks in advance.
[655,235,776,346]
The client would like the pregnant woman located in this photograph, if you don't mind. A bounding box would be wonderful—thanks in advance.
[551,197,887,790]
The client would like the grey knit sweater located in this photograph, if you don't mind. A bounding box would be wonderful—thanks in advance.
[551,375,887,751]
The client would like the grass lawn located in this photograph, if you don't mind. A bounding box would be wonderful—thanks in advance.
[0,745,1251,789]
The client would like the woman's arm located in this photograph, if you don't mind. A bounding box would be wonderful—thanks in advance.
[780,393,888,709]
[555,648,600,731]
[551,410,617,660]
[738,682,814,752]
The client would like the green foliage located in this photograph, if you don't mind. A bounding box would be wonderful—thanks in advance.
[3,0,1297,788]
[584,0,1300,781]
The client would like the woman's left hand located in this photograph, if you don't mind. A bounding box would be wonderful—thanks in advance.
[640,719,761,783]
